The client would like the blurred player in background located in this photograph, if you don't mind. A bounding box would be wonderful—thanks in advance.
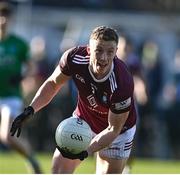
[10,26,137,174]
[0,1,42,173]
[117,34,148,173]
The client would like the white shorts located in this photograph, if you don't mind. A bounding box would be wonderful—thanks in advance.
[98,125,136,159]
[0,97,23,119]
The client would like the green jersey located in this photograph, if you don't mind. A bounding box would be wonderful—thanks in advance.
[0,34,29,97]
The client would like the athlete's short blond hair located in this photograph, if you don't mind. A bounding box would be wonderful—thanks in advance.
[90,26,119,44]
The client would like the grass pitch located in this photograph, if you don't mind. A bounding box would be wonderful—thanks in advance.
[0,151,180,174]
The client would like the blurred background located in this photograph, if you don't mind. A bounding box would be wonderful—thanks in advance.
[1,0,180,170]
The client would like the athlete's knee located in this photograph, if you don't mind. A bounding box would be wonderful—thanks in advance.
[97,153,128,174]
[51,160,71,174]
[51,158,78,174]
[52,150,61,173]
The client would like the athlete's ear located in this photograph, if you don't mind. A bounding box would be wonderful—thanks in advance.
[87,45,90,54]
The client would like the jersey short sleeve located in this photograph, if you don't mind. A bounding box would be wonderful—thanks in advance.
[59,47,78,76]
[110,61,134,114]
[110,92,132,114]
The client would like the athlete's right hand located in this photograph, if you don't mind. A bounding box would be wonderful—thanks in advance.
[10,106,34,137]
[56,145,88,161]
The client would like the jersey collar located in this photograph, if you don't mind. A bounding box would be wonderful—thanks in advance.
[88,62,114,82]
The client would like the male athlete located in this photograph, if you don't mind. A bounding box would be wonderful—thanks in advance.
[0,2,42,173]
[10,26,137,174]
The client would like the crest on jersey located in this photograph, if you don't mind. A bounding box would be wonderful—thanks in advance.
[102,92,108,104]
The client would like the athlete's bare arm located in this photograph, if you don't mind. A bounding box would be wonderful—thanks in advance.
[30,53,71,113]
[87,110,129,154]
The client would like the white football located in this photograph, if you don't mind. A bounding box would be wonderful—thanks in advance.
[55,117,92,154]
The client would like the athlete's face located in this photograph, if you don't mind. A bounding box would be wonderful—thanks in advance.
[88,39,117,79]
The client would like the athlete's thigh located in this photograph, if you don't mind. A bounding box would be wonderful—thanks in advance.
[52,149,81,174]
[96,152,128,174]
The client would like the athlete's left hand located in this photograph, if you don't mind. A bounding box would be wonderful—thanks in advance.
[10,106,34,137]
[56,146,88,161]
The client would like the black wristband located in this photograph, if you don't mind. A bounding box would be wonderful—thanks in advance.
[24,106,35,116]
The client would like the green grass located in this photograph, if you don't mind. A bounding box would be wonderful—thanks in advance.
[0,151,180,174]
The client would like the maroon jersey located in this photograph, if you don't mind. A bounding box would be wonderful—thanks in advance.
[60,46,137,134]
